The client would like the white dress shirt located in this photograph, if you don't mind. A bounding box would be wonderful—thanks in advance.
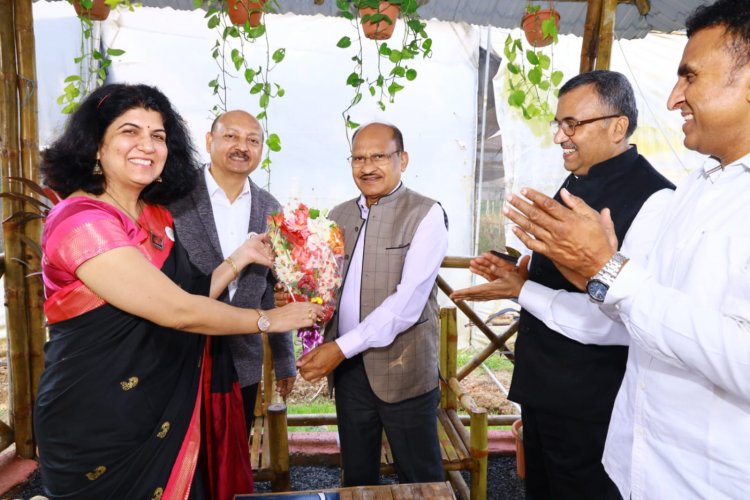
[336,196,448,359]
[204,165,252,300]
[518,154,750,500]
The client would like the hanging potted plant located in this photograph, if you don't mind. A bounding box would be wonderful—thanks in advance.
[521,3,560,47]
[58,0,135,114]
[358,0,400,40]
[503,1,564,122]
[226,0,267,27]
[335,0,432,133]
[203,0,285,178]
[72,0,110,21]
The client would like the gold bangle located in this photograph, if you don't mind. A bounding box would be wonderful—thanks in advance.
[225,255,239,279]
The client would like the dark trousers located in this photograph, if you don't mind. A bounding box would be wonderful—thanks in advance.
[334,355,444,487]
[241,383,259,435]
[522,406,621,500]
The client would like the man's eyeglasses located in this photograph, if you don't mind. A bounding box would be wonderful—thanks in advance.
[550,114,621,137]
[348,150,401,168]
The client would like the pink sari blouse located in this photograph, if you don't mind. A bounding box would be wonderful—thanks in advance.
[42,197,174,324]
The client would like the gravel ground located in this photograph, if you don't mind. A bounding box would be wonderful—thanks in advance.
[6,456,524,500]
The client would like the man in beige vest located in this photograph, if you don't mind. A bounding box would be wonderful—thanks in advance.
[297,122,448,486]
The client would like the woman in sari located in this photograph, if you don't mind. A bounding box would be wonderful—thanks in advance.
[34,83,322,500]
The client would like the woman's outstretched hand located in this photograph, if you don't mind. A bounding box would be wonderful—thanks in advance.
[266,301,324,333]
[232,232,275,270]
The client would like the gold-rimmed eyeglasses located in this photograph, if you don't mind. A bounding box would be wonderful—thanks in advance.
[348,150,401,168]
[550,114,621,137]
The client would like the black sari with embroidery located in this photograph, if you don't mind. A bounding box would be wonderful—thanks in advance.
[34,199,252,500]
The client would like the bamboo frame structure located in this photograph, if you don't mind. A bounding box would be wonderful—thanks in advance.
[2,0,30,458]
[15,0,46,457]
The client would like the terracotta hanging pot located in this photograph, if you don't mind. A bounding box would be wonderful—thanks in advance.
[72,0,111,21]
[359,1,401,41]
[521,8,560,48]
[226,0,267,27]
[511,419,525,480]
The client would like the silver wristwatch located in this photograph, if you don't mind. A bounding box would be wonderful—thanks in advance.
[256,309,271,333]
[586,252,628,303]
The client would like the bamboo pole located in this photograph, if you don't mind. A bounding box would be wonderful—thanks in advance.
[1,0,36,458]
[284,412,519,427]
[596,0,618,70]
[469,408,488,500]
[14,0,46,432]
[439,308,449,408]
[580,0,603,73]
[441,256,472,269]
[445,308,458,410]
[267,402,290,491]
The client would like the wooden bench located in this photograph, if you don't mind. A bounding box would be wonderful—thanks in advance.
[249,333,290,492]
[379,307,488,500]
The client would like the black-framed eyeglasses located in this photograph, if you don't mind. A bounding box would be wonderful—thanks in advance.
[348,150,402,168]
[550,114,621,137]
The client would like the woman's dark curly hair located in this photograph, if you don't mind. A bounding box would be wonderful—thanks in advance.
[41,83,199,204]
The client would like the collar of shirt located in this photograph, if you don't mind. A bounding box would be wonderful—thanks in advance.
[702,151,750,183]
[204,163,251,204]
[356,181,403,218]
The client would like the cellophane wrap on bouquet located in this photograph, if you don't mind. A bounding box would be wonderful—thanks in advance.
[267,201,344,355]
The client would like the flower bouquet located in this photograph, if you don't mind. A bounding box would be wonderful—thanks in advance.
[267,201,344,355]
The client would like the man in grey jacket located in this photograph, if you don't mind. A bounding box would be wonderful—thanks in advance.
[170,110,295,432]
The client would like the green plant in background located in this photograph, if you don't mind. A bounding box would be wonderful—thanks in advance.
[335,0,432,133]
[504,2,564,122]
[57,0,135,114]
[201,0,284,175]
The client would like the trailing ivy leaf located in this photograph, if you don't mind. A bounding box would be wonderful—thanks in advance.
[256,111,266,119]
[391,66,406,77]
[538,54,551,70]
[352,92,362,105]
[528,67,542,85]
[551,71,564,86]
[277,88,285,97]
[259,93,269,109]
[539,81,550,91]
[244,68,256,84]
[64,75,81,83]
[389,50,403,63]
[379,44,391,56]
[405,68,417,81]
[387,81,404,96]
[207,15,220,29]
[231,49,244,71]
[309,208,320,219]
[422,38,432,55]
[508,90,526,107]
[267,133,281,152]
[250,83,263,94]
[507,63,520,75]
[347,119,360,129]
[337,36,352,49]
[346,72,362,86]
[272,48,286,63]
[369,85,376,96]
[107,48,125,56]
[377,100,386,111]
[526,50,539,65]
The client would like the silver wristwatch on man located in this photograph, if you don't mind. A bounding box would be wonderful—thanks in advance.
[586,252,629,303]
